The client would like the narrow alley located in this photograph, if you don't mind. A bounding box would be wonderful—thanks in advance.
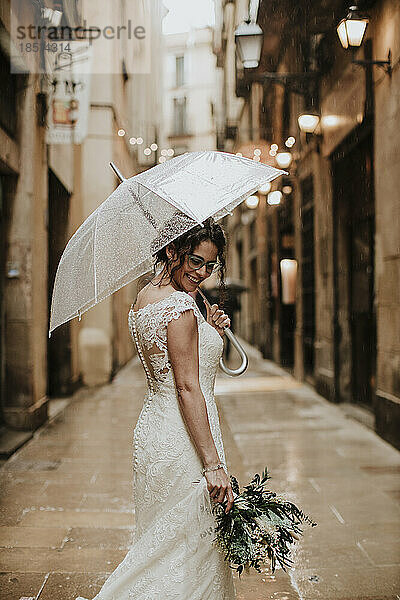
[1,347,399,599]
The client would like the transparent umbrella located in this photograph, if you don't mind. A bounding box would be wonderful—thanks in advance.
[49,151,286,339]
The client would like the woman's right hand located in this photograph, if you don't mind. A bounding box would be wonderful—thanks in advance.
[205,467,234,514]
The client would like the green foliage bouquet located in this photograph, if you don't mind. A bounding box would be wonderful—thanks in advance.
[211,466,317,576]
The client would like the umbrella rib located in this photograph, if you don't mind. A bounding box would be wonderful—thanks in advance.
[93,209,99,303]
[134,179,202,225]
[126,183,158,230]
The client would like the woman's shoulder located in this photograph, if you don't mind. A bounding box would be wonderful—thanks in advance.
[134,283,177,309]
[160,290,197,313]
[133,285,196,315]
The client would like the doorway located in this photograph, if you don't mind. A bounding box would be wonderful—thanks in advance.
[0,174,16,427]
[332,130,376,408]
[47,169,73,396]
[300,176,315,378]
[278,193,295,368]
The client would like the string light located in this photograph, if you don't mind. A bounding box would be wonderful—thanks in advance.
[159,156,166,163]
[254,148,261,156]
[285,136,296,148]
[235,152,243,157]
[270,143,278,151]
[258,182,271,194]
[269,149,277,157]
[116,129,174,160]
[245,195,259,209]
[267,191,282,205]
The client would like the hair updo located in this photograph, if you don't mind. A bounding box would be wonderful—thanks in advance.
[152,217,227,307]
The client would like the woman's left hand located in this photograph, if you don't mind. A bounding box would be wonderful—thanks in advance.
[205,303,230,338]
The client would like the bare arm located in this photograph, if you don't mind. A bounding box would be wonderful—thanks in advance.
[167,308,234,513]
[167,309,220,467]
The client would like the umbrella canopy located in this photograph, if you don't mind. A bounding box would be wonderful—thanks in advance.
[49,151,286,337]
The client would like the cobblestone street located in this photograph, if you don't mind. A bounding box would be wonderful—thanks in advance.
[1,351,399,600]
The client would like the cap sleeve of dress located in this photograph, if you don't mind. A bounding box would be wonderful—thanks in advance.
[160,291,204,329]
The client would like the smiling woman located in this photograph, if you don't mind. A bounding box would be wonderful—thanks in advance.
[75,217,236,600]
[151,216,227,307]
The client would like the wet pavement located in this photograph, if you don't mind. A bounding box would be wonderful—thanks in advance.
[1,352,399,600]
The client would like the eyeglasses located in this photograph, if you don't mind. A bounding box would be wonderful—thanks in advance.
[187,253,221,274]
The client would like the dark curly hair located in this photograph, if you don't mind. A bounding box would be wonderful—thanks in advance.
[152,217,227,308]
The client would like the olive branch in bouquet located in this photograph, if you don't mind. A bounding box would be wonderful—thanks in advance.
[209,466,317,576]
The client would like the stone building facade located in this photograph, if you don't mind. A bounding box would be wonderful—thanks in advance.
[0,0,165,453]
[214,0,400,449]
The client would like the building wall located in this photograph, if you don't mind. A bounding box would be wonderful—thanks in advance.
[1,0,50,429]
[371,1,400,446]
[312,151,335,401]
[215,0,400,449]
[0,0,165,440]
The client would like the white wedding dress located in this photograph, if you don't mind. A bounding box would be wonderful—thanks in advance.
[77,290,236,600]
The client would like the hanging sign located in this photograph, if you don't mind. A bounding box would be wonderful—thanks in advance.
[45,41,92,144]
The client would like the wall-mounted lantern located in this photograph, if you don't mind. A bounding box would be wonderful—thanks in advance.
[298,111,320,134]
[336,5,391,75]
[337,5,368,48]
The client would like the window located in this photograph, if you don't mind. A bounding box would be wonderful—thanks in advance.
[173,97,187,135]
[0,47,17,137]
[176,55,185,87]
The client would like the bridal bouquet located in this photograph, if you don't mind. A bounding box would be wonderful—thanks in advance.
[210,466,317,576]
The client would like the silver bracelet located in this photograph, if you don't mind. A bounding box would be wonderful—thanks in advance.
[202,462,224,475]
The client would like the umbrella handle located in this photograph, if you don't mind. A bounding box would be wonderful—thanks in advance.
[196,287,248,377]
[109,162,248,377]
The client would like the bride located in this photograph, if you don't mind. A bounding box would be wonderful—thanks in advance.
[77,217,236,599]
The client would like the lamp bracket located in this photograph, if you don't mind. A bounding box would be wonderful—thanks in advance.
[246,71,319,96]
[351,49,392,75]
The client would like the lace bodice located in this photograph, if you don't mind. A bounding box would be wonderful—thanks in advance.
[128,289,228,488]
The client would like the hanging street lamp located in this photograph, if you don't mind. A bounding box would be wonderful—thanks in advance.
[336,5,368,49]
[234,20,264,69]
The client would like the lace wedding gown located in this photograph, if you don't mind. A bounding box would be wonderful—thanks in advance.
[77,290,236,600]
